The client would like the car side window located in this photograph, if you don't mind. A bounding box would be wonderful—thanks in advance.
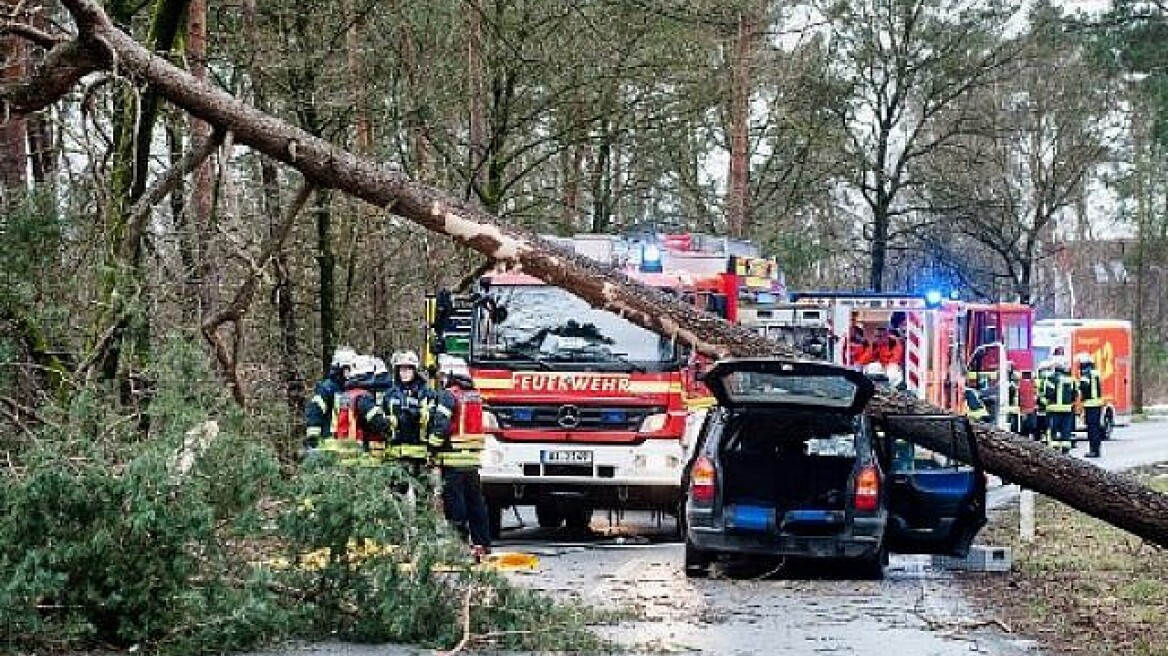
[891,438,974,474]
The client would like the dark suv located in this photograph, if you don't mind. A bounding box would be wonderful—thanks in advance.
[682,358,986,578]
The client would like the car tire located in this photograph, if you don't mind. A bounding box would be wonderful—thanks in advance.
[535,502,564,529]
[488,503,504,540]
[684,539,712,578]
[563,505,593,530]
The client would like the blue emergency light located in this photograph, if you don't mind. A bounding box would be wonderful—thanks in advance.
[511,408,534,422]
[640,243,663,273]
[924,289,943,308]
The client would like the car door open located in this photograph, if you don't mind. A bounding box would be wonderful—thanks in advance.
[881,414,986,557]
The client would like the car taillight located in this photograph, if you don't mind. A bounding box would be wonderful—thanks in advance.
[854,465,880,512]
[690,456,716,503]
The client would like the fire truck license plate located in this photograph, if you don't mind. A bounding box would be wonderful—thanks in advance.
[541,450,593,465]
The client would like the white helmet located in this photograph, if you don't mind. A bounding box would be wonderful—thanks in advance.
[1076,352,1094,366]
[863,362,885,377]
[371,357,388,376]
[390,350,421,369]
[349,354,378,378]
[1037,359,1053,371]
[331,346,358,369]
[885,363,904,387]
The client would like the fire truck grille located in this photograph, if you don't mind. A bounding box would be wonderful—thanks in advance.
[488,404,664,431]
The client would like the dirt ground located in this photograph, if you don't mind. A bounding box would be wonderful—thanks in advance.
[958,464,1168,656]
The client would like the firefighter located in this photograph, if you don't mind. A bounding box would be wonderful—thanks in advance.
[384,350,444,476]
[428,355,492,559]
[875,327,904,369]
[1033,360,1053,442]
[848,326,873,366]
[1077,352,1104,458]
[319,355,391,464]
[304,346,358,454]
[1006,362,1022,434]
[1046,358,1078,454]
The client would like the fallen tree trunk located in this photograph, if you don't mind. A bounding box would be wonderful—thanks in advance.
[7,0,1168,547]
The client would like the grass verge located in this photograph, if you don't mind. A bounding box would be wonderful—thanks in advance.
[958,464,1168,656]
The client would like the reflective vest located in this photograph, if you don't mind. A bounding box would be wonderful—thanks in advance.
[432,384,486,468]
[1006,375,1020,416]
[964,388,989,421]
[849,339,872,366]
[1045,373,1077,413]
[1080,370,1104,408]
[386,382,435,461]
[1034,371,1052,414]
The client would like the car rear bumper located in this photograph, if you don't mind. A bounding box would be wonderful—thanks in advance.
[688,516,885,560]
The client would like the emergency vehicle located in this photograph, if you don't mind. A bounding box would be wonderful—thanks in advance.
[786,292,1036,418]
[1033,319,1133,437]
[423,232,784,537]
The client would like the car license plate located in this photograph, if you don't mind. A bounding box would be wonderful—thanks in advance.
[541,449,593,465]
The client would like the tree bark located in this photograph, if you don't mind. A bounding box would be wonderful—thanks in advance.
[726,10,756,239]
[13,0,1168,549]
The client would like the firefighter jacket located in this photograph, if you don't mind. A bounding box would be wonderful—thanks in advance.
[304,375,344,447]
[1079,367,1104,408]
[428,377,486,469]
[964,387,989,422]
[875,335,904,367]
[384,378,446,461]
[1045,372,1078,413]
[1006,372,1020,416]
[1035,371,1052,414]
[319,386,390,463]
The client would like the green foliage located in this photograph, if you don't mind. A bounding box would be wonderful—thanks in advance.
[0,338,610,654]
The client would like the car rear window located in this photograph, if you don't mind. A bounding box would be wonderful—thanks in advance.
[717,371,860,408]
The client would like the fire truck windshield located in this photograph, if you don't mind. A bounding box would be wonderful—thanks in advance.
[472,285,681,372]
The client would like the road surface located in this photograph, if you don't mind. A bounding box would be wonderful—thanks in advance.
[262,420,1167,656]
[493,419,1168,655]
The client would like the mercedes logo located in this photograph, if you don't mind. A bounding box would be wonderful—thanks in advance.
[556,405,581,429]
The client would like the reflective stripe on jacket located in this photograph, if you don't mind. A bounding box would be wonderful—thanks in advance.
[1046,373,1078,413]
[1080,370,1104,408]
[432,386,485,468]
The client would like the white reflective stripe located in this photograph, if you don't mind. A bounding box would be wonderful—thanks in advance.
[434,405,453,417]
[364,407,382,422]
[306,426,322,437]
[313,396,329,412]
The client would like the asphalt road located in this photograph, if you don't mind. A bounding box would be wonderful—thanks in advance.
[263,420,1167,656]
[493,419,1168,655]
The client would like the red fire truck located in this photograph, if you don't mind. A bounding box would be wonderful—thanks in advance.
[786,292,1035,419]
[425,233,781,537]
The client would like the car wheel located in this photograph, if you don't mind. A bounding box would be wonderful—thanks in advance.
[684,539,712,578]
[1102,409,1115,441]
[563,505,593,530]
[535,502,564,529]
[487,503,504,540]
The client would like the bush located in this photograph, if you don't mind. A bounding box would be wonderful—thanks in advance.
[0,339,610,654]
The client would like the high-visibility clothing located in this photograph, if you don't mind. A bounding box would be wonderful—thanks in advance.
[964,387,990,422]
[304,377,343,446]
[432,383,487,468]
[875,336,904,367]
[1006,374,1020,416]
[849,339,873,366]
[1034,370,1052,414]
[320,388,390,460]
[1045,373,1078,413]
[1079,369,1104,408]
[385,379,443,462]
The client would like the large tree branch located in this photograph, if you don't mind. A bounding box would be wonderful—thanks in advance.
[0,35,106,114]
[51,0,1168,548]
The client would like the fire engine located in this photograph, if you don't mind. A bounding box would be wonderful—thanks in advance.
[786,292,1036,419]
[423,232,784,537]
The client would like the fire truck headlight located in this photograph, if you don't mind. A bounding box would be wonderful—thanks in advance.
[639,413,669,433]
[482,411,500,432]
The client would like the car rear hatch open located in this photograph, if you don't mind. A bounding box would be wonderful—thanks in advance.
[703,358,874,415]
[704,359,876,536]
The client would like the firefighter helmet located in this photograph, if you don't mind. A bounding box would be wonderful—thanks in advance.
[371,357,388,376]
[391,350,421,369]
[863,362,885,377]
[349,354,378,379]
[1076,352,1094,367]
[331,346,359,370]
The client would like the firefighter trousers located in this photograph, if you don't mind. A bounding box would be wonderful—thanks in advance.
[1084,406,1104,456]
[440,468,492,550]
